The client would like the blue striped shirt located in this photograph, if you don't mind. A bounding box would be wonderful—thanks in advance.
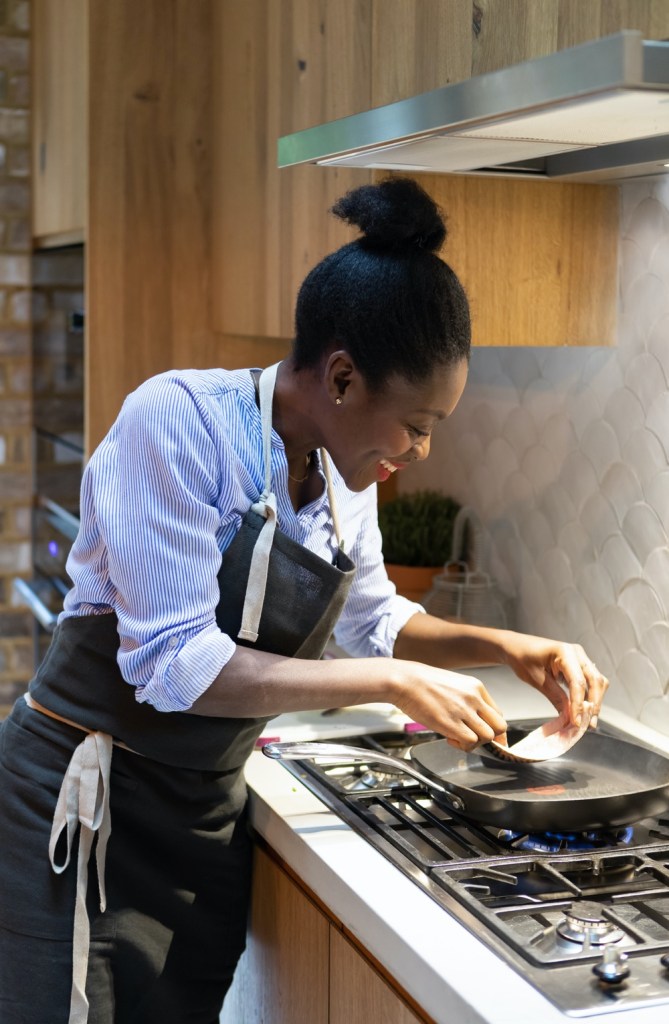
[62,368,423,712]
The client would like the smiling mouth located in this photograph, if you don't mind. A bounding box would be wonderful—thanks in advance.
[379,458,399,475]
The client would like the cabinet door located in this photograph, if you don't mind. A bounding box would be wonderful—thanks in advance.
[213,0,372,339]
[32,0,87,245]
[329,927,426,1024]
[220,847,329,1024]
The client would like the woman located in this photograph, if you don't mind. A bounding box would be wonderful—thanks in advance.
[0,178,608,1023]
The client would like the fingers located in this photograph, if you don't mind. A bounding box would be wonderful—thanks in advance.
[447,682,508,751]
[554,645,609,728]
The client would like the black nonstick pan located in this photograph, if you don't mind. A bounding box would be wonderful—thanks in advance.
[264,731,669,833]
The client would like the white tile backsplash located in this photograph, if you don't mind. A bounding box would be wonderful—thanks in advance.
[404,178,669,733]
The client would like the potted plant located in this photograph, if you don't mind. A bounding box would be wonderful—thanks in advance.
[378,490,461,602]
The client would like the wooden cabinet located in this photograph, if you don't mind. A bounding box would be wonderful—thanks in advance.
[211,0,640,348]
[220,846,329,1024]
[329,928,424,1024]
[213,0,373,340]
[221,846,431,1024]
[32,0,88,247]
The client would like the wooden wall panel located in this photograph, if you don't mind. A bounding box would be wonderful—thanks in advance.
[409,174,619,346]
[557,0,669,47]
[213,0,372,340]
[371,0,472,105]
[471,0,560,74]
[86,0,215,453]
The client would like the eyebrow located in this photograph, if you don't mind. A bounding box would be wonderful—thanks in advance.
[415,408,446,420]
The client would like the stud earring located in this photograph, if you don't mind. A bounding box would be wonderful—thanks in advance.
[335,396,343,405]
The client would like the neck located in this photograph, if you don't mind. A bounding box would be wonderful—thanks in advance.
[272,357,325,462]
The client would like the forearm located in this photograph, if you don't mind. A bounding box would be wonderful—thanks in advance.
[187,643,404,718]
[394,611,513,669]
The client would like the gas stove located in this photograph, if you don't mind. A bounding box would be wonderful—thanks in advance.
[277,723,669,1017]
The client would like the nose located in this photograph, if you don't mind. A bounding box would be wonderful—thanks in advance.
[412,435,431,461]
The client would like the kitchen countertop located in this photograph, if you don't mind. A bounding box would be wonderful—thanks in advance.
[243,666,669,1024]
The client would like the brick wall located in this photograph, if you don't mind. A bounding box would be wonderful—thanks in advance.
[0,0,31,709]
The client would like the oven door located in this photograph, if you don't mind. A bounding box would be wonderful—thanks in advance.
[14,496,80,669]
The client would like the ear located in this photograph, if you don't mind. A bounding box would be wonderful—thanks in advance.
[324,350,358,406]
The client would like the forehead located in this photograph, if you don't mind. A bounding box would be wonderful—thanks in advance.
[375,360,468,418]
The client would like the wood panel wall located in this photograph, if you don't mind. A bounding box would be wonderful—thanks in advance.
[86,0,216,452]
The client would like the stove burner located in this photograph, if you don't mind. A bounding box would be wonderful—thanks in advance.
[499,826,634,853]
[557,901,625,946]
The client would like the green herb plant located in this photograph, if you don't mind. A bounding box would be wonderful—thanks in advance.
[377,490,461,568]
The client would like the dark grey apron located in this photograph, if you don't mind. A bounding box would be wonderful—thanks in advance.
[0,363,355,1024]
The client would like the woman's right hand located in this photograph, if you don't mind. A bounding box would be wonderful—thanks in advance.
[392,661,508,751]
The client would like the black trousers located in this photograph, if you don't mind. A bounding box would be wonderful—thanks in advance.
[0,700,252,1024]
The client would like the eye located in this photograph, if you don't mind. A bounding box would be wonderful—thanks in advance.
[406,424,430,440]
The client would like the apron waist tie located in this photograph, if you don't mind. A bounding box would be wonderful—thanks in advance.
[23,693,137,1024]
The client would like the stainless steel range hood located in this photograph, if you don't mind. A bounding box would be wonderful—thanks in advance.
[278,32,669,183]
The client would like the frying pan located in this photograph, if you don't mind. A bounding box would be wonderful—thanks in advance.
[263,731,669,833]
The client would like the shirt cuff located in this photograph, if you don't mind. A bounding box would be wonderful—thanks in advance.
[135,623,237,712]
[368,595,425,658]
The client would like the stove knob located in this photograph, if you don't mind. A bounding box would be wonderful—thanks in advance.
[593,947,630,985]
[661,952,669,971]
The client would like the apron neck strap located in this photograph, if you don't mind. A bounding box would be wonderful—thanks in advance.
[258,363,345,551]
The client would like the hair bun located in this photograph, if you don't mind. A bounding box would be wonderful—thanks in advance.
[331,177,446,252]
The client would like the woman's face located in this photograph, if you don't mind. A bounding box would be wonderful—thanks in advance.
[325,356,469,492]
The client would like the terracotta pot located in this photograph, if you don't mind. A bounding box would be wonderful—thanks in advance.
[384,563,441,604]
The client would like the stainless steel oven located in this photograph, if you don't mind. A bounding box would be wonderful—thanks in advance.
[13,428,83,667]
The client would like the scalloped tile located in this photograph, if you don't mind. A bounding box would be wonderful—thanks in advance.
[502,469,534,510]
[600,461,644,525]
[649,234,669,295]
[639,698,669,738]
[556,520,594,565]
[422,179,669,729]
[625,351,668,411]
[536,547,574,597]
[578,420,620,483]
[594,605,638,662]
[621,503,666,566]
[575,562,615,618]
[520,444,558,495]
[644,471,669,523]
[600,535,642,595]
[579,492,619,554]
[640,622,669,689]
[554,586,595,640]
[621,428,667,490]
[517,508,554,556]
[557,451,598,512]
[539,413,578,458]
[502,405,536,455]
[643,547,669,619]
[541,481,577,539]
[616,650,664,716]
[603,387,646,447]
[647,314,669,386]
[619,273,669,347]
[618,578,666,639]
[647,391,669,461]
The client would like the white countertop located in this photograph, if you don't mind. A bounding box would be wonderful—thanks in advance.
[244,666,669,1024]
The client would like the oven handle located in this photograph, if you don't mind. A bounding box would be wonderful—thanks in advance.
[12,578,59,633]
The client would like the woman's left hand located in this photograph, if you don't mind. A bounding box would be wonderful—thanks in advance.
[500,633,609,728]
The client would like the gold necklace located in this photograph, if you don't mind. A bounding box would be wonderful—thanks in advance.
[287,452,311,483]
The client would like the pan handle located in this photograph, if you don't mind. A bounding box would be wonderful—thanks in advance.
[262,740,466,813]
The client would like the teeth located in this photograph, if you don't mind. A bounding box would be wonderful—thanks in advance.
[380,459,397,473]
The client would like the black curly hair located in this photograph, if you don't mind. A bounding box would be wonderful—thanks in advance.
[292,177,471,392]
